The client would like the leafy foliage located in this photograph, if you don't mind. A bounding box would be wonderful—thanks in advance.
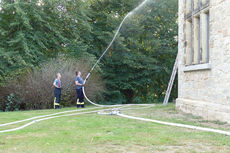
[0,0,92,85]
[0,0,178,110]
[0,56,104,111]
[89,0,178,104]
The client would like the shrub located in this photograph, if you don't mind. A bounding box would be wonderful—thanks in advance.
[0,56,104,111]
[5,93,21,111]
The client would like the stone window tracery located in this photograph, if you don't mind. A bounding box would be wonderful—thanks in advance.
[185,0,210,66]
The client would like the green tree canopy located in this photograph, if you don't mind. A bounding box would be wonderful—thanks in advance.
[0,0,93,84]
[0,0,178,110]
[89,0,178,104]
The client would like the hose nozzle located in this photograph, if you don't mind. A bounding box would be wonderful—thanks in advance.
[85,72,91,81]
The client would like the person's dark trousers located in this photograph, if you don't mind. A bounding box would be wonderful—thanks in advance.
[54,88,61,109]
[76,88,84,108]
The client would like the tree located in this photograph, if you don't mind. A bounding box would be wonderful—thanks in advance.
[89,0,178,104]
[0,0,179,110]
[0,0,93,85]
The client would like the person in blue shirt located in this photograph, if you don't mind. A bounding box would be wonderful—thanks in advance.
[53,73,62,109]
[75,71,85,108]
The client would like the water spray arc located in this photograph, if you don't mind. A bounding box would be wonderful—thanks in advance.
[83,0,150,107]
[84,0,149,82]
[83,0,176,107]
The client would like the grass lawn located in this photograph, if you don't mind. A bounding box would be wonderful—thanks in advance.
[0,104,230,153]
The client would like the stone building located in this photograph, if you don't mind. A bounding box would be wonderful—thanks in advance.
[177,0,230,123]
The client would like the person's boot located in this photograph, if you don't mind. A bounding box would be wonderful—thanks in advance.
[80,102,84,108]
[76,99,80,108]
[55,103,60,109]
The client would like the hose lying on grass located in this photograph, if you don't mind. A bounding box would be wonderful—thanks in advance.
[0,107,100,127]
[0,105,154,133]
[0,107,119,133]
[116,113,230,136]
[1,105,230,136]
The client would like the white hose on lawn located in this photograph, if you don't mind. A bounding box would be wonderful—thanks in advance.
[117,113,230,136]
[82,89,155,108]
[0,108,116,133]
[0,105,149,133]
[97,105,156,115]
[0,107,101,127]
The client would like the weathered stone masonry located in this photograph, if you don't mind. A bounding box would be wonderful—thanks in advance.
[177,0,230,123]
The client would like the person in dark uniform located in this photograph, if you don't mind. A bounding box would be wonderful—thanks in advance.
[75,71,85,108]
[53,73,62,109]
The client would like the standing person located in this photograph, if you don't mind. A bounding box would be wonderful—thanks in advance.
[53,73,62,109]
[75,71,85,108]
